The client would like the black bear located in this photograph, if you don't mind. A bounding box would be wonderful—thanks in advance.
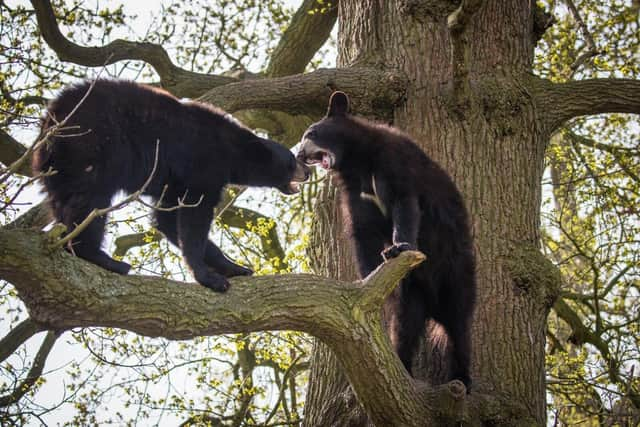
[297,92,476,388]
[33,79,309,292]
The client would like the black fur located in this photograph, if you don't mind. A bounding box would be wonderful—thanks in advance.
[34,79,309,292]
[297,92,476,388]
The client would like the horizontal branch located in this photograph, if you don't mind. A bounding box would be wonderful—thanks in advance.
[0,228,412,340]
[0,227,474,425]
[530,76,640,131]
[198,67,407,118]
[30,0,236,97]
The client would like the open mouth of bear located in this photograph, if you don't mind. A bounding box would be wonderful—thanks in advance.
[304,150,334,170]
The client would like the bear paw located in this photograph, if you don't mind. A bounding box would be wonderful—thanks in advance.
[111,260,132,275]
[194,269,231,292]
[381,242,415,261]
[220,263,253,278]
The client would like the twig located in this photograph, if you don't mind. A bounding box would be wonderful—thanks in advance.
[0,168,57,214]
[0,331,58,407]
[136,187,204,212]
[214,185,246,219]
[53,140,161,248]
[564,0,600,75]
[0,62,108,183]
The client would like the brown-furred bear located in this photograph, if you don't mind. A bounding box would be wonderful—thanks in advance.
[33,79,309,292]
[297,92,476,389]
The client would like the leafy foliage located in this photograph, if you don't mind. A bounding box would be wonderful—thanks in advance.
[0,0,333,424]
[536,1,640,424]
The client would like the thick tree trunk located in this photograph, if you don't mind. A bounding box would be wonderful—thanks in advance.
[304,1,559,426]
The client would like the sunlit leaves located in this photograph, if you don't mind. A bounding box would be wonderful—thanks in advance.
[537,2,640,423]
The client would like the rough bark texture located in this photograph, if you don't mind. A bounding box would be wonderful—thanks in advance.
[303,1,562,426]
[0,227,472,426]
[6,0,639,425]
[198,67,406,117]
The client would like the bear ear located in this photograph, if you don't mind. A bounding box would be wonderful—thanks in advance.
[327,91,350,117]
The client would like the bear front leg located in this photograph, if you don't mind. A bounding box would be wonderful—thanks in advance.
[177,201,230,292]
[382,196,420,260]
[353,228,389,278]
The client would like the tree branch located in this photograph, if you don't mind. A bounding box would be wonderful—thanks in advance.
[112,229,163,258]
[218,206,287,264]
[530,76,640,132]
[0,129,31,176]
[198,67,407,117]
[553,297,640,408]
[564,0,599,73]
[0,318,44,363]
[0,331,57,407]
[29,0,237,97]
[0,227,473,425]
[266,0,338,77]
[4,202,50,230]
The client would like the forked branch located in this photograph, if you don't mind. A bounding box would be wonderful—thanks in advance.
[0,226,473,426]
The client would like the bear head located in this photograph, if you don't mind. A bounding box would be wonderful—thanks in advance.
[296,91,352,171]
[249,137,310,194]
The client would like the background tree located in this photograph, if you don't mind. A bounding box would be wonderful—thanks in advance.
[1,0,639,426]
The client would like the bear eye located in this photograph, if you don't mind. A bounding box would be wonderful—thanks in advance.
[306,130,317,139]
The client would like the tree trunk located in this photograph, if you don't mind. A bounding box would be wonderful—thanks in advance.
[304,1,559,425]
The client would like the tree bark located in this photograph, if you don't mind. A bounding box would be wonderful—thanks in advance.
[303,1,561,426]
[1,227,475,426]
[9,0,640,425]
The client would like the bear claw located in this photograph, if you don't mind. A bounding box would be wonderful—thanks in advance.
[222,264,253,278]
[194,269,230,292]
[381,242,414,260]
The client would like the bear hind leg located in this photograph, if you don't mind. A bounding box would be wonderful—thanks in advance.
[387,279,427,376]
[438,311,472,390]
[59,194,131,275]
[434,296,473,390]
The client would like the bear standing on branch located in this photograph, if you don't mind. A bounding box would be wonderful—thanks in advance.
[297,91,477,389]
[33,79,309,292]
